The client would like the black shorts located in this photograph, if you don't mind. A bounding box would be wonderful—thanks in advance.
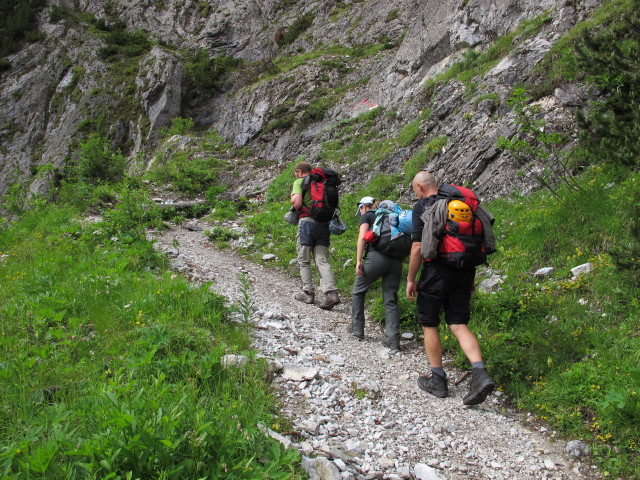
[416,262,475,327]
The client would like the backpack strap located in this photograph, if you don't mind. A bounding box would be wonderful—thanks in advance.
[476,205,496,254]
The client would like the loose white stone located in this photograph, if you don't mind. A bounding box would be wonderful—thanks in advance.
[282,365,318,381]
[571,262,593,277]
[414,463,446,480]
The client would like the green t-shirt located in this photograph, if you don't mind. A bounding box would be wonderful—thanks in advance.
[291,178,303,195]
[292,178,311,204]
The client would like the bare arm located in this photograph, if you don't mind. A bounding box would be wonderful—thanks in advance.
[355,222,369,275]
[406,242,422,301]
[290,192,303,210]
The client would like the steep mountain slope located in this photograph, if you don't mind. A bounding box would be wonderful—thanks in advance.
[0,0,603,199]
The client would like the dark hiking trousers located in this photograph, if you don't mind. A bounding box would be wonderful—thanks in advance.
[351,249,403,347]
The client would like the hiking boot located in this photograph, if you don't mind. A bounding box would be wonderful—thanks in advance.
[318,291,340,310]
[347,325,365,340]
[417,374,448,398]
[382,339,401,351]
[295,291,315,304]
[463,368,496,406]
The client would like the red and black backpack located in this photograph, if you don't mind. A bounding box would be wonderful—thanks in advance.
[301,167,341,223]
[437,184,489,269]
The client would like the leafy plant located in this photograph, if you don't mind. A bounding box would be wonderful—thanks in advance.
[184,49,242,95]
[0,187,303,479]
[0,0,46,60]
[574,0,640,168]
[276,12,314,47]
[385,9,399,22]
[146,150,224,194]
[205,226,241,241]
[74,135,126,184]
[96,20,151,61]
[159,117,195,137]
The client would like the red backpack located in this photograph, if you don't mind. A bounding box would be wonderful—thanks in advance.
[300,167,341,223]
[436,184,493,268]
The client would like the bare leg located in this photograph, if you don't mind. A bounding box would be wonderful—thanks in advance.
[449,324,482,364]
[422,326,443,368]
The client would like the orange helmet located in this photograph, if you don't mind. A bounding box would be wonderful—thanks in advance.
[448,200,472,223]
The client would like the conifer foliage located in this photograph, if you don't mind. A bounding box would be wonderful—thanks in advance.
[576,0,640,168]
[0,0,45,69]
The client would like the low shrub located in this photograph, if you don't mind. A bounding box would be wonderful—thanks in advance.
[185,49,242,95]
[277,12,314,47]
[74,135,126,184]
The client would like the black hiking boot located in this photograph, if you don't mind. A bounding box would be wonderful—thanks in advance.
[347,324,364,340]
[417,374,448,398]
[463,368,496,406]
[382,339,401,351]
[295,291,315,304]
[318,291,340,310]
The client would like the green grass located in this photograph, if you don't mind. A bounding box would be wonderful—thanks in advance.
[403,135,447,183]
[536,0,637,85]
[239,155,639,477]
[145,129,236,195]
[251,43,387,86]
[465,165,639,477]
[318,107,405,169]
[0,185,302,478]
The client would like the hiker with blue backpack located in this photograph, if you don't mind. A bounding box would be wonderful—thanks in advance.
[349,197,412,351]
[290,161,341,310]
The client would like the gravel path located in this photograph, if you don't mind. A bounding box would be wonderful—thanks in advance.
[151,220,599,480]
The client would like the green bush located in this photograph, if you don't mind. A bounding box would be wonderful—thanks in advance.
[159,117,195,137]
[185,50,242,95]
[96,21,151,61]
[49,4,73,23]
[0,0,46,59]
[75,135,126,184]
[300,95,339,127]
[205,226,241,241]
[277,12,314,47]
[574,0,640,168]
[146,151,223,194]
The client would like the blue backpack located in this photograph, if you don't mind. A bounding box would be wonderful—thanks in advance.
[394,204,413,236]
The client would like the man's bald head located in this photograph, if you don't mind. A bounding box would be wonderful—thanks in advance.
[412,171,438,198]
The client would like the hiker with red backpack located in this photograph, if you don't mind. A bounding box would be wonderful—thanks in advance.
[406,171,496,405]
[290,161,341,310]
[349,198,408,351]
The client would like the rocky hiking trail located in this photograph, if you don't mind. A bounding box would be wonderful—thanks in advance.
[151,219,599,480]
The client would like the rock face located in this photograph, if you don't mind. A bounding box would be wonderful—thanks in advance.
[0,0,604,200]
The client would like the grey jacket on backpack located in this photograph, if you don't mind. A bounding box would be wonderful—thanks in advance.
[420,199,448,260]
[420,200,496,261]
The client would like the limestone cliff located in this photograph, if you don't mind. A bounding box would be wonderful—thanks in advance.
[0,0,604,200]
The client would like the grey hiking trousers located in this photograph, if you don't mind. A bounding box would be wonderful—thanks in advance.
[296,217,337,294]
[351,249,403,347]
